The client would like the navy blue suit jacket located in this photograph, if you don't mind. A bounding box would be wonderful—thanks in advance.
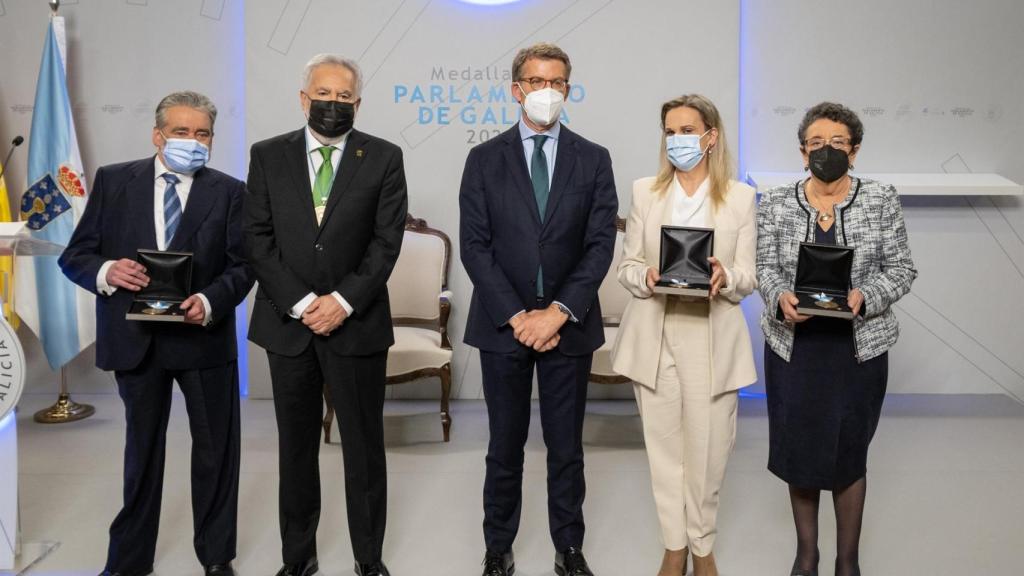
[459,124,618,355]
[59,157,253,372]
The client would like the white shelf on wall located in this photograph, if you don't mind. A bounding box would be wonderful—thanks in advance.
[745,172,1024,196]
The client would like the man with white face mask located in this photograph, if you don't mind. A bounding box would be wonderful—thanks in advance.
[59,91,253,576]
[459,42,618,576]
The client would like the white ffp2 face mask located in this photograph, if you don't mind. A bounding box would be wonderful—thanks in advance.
[519,86,565,127]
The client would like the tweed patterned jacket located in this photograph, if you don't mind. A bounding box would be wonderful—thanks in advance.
[756,177,917,362]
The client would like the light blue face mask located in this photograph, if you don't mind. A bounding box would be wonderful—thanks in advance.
[161,135,210,174]
[666,130,711,172]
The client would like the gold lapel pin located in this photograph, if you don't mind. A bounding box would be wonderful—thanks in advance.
[355,149,364,158]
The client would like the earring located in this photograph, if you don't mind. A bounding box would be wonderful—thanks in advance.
[804,166,809,171]
[849,164,855,171]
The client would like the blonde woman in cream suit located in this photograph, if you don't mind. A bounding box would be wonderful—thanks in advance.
[612,94,757,576]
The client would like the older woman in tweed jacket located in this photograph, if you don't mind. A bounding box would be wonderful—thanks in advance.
[756,102,916,576]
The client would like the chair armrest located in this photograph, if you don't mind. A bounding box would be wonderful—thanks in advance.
[439,291,453,350]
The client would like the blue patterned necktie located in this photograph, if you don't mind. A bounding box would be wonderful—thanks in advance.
[530,134,549,297]
[162,173,182,248]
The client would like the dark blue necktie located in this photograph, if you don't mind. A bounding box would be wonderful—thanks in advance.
[530,135,549,297]
[162,173,182,248]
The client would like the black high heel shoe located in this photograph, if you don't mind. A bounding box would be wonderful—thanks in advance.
[790,558,818,576]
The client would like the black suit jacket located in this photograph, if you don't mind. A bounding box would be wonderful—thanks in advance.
[459,124,618,355]
[59,158,253,372]
[244,128,408,357]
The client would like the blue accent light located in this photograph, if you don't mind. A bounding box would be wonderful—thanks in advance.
[233,1,249,397]
[0,411,15,434]
[738,0,751,181]
[456,0,523,5]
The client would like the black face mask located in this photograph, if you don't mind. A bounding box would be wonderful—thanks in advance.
[307,99,354,138]
[807,145,850,183]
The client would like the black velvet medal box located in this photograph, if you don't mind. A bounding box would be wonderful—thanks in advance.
[125,249,193,322]
[653,226,714,298]
[794,242,855,319]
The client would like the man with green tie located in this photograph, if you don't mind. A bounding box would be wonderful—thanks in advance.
[245,54,408,576]
[459,43,618,576]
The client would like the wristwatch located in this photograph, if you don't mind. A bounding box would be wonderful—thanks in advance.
[554,302,573,319]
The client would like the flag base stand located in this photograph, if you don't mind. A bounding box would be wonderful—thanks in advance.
[33,393,94,423]
[33,368,93,424]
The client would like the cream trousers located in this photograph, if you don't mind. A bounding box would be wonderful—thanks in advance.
[634,299,738,555]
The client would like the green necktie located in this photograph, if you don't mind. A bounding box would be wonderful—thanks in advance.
[530,135,549,297]
[312,146,335,207]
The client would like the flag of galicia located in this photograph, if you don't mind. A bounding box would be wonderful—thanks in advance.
[21,174,72,231]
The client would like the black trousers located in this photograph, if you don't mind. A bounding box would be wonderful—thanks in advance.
[106,356,240,574]
[480,345,592,553]
[267,338,388,564]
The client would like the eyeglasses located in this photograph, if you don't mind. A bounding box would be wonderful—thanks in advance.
[518,77,568,91]
[803,136,852,151]
[302,90,358,103]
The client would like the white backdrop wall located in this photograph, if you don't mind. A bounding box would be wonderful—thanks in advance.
[0,0,247,396]
[0,0,1020,402]
[740,0,1024,399]
[244,0,740,399]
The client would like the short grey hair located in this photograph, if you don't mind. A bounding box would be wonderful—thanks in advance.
[302,53,363,96]
[155,91,217,130]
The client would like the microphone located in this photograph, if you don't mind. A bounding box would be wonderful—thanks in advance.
[0,136,25,180]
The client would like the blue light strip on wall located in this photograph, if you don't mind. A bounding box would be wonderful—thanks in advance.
[456,0,523,5]
[736,0,766,400]
[234,1,249,397]
[738,0,750,182]
[0,411,14,434]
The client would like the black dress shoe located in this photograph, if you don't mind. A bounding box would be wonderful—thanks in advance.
[98,569,153,576]
[354,561,391,576]
[482,550,515,576]
[275,558,319,576]
[555,547,594,576]
[205,563,235,576]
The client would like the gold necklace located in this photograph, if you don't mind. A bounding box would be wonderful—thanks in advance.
[807,184,841,223]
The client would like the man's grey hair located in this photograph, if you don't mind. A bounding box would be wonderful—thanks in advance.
[302,53,363,96]
[155,91,217,130]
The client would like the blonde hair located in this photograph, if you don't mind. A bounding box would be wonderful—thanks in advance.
[653,94,734,209]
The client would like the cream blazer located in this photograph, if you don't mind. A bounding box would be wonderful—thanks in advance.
[611,176,758,394]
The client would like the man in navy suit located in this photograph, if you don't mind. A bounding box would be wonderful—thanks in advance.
[460,43,618,576]
[59,91,252,576]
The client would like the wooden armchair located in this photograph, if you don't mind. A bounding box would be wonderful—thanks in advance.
[590,217,631,384]
[323,214,454,442]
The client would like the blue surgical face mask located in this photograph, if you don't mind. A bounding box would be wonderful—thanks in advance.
[666,130,711,172]
[160,134,209,174]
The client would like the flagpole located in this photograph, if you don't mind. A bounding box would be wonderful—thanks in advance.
[33,366,94,423]
[26,0,94,424]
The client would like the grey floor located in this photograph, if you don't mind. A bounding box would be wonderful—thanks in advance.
[7,392,1024,576]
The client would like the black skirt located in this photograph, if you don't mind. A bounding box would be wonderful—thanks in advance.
[765,317,888,490]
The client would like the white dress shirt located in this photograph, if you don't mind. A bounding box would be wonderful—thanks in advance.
[519,120,559,188]
[288,127,355,320]
[96,156,212,324]
[671,175,710,228]
[645,175,731,293]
